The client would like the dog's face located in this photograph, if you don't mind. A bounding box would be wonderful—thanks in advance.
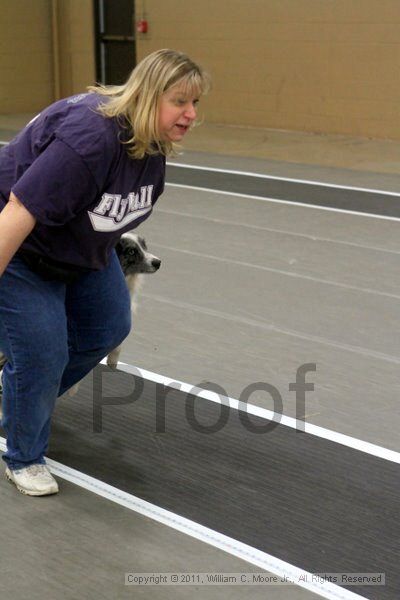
[115,233,161,276]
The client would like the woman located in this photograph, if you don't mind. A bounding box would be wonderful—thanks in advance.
[0,49,210,496]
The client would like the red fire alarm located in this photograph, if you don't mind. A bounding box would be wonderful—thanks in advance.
[137,19,148,34]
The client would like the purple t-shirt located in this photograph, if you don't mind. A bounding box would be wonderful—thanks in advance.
[0,92,165,269]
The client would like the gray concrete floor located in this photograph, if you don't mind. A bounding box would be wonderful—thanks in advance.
[1,114,399,599]
[126,177,400,453]
[0,477,320,600]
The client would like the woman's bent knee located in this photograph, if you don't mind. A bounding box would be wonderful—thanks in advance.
[101,312,131,356]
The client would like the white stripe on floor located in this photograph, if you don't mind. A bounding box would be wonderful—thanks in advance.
[167,161,400,197]
[106,360,400,464]
[0,435,368,600]
[165,183,400,222]
[156,207,400,256]
[151,242,400,300]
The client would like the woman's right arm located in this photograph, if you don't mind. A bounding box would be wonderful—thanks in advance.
[0,192,36,277]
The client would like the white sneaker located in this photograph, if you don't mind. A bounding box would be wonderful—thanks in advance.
[6,464,59,496]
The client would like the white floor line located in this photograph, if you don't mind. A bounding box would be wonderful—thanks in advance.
[2,138,398,220]
[165,183,400,222]
[0,435,367,600]
[156,207,400,256]
[151,242,400,301]
[104,360,400,465]
[141,292,400,365]
[1,138,398,199]
[167,160,400,197]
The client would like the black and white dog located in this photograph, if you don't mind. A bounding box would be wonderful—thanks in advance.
[108,232,161,367]
[0,233,161,403]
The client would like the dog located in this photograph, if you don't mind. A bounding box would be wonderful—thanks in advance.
[107,232,161,368]
[0,232,161,406]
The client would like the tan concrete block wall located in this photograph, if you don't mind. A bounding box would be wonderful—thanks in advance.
[0,0,95,113]
[0,0,54,112]
[136,0,400,139]
[55,0,96,99]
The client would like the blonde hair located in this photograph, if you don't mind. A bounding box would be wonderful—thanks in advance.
[88,49,210,159]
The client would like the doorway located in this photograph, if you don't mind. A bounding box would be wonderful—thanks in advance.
[94,0,136,85]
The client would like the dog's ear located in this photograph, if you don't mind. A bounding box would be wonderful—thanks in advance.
[138,236,147,250]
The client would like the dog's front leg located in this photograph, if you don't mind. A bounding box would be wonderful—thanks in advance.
[68,383,80,397]
[107,345,121,369]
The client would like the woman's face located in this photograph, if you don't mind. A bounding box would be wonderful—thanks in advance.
[158,83,199,142]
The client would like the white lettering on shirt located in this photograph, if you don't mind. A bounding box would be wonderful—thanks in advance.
[93,193,118,215]
[88,185,154,232]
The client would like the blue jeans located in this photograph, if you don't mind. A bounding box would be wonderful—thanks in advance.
[0,251,131,470]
